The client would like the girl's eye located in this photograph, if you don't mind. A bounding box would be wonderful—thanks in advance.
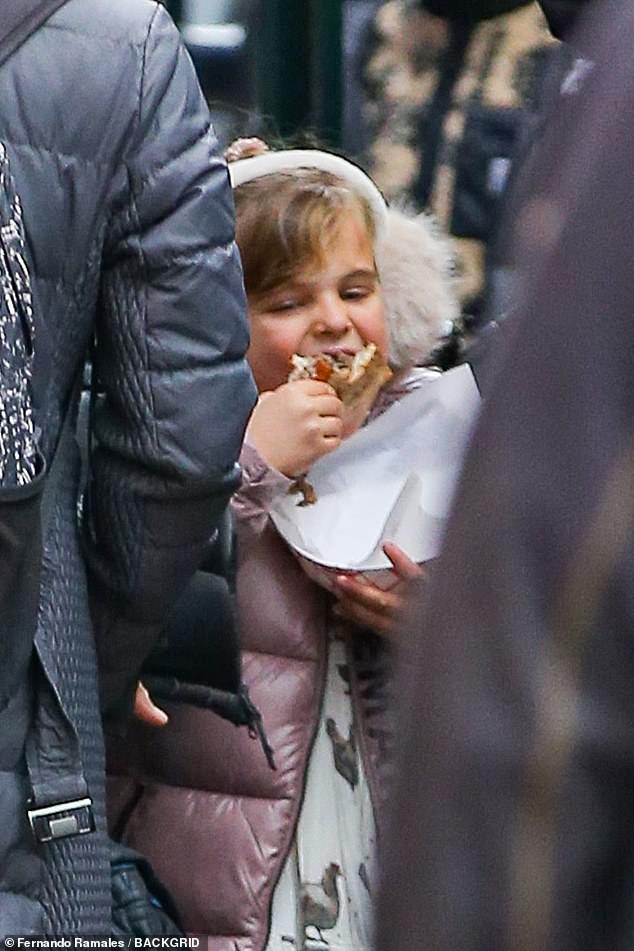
[342,286,374,301]
[267,298,303,313]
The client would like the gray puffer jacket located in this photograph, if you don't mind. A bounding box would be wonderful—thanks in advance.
[0,0,255,936]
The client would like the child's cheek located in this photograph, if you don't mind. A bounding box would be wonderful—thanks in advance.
[368,298,389,362]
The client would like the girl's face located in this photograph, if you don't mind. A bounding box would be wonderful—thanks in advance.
[246,210,388,392]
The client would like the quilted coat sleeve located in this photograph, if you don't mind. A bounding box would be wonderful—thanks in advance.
[231,442,294,537]
[83,4,256,717]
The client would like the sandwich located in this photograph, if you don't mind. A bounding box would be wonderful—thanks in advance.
[288,343,392,406]
[287,344,392,506]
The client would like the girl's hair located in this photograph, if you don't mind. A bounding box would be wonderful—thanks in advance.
[233,169,376,299]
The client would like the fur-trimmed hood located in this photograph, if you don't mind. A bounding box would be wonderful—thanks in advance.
[376,206,459,371]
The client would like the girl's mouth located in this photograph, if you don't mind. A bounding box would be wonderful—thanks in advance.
[312,346,358,358]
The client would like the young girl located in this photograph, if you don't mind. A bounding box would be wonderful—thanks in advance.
[110,141,458,950]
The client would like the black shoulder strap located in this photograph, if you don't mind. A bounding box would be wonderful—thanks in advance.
[0,0,71,67]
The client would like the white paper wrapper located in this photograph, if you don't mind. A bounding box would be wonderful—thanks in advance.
[270,364,481,586]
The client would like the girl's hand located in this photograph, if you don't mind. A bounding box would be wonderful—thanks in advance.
[333,542,424,638]
[133,682,168,728]
[246,379,343,477]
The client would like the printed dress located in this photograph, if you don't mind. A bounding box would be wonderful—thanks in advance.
[267,620,377,951]
[261,368,443,951]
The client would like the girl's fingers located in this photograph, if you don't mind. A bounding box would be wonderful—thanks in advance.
[383,542,424,581]
[335,595,397,637]
[322,436,342,453]
[291,379,338,398]
[336,574,400,614]
[134,682,168,728]
[316,397,344,418]
[334,567,424,637]
[335,594,396,638]
[320,416,343,439]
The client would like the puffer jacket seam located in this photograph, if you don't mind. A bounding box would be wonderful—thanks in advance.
[130,1,168,458]
[43,19,148,49]
[138,4,161,134]
[243,646,320,663]
[144,249,217,268]
[122,162,161,448]
[131,124,214,199]
[111,5,161,599]
[123,2,161,454]
[82,10,158,207]
[114,781,293,803]
[1,139,108,167]
[125,162,151,608]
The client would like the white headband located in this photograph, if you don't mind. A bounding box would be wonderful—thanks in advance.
[227,149,388,235]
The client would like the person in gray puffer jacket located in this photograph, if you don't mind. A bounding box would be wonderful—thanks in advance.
[0,0,256,937]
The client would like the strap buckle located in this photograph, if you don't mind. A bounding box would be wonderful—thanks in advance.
[27,797,95,843]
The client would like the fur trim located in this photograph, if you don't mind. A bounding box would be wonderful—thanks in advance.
[376,206,459,370]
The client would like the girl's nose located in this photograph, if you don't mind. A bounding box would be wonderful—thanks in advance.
[312,296,350,335]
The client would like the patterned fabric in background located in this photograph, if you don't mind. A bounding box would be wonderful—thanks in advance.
[0,141,37,486]
[362,0,557,321]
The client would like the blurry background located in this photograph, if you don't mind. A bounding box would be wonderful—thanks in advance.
[161,0,379,154]
[163,0,559,336]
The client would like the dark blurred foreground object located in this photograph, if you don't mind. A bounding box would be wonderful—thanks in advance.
[0,0,254,936]
[538,0,595,36]
[423,0,541,16]
[377,2,634,951]
[362,0,558,327]
[424,0,594,22]
[478,0,596,360]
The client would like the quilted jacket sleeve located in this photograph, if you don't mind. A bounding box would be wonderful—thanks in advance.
[83,4,256,717]
[231,442,294,537]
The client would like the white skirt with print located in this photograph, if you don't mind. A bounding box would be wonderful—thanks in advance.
[266,625,377,951]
